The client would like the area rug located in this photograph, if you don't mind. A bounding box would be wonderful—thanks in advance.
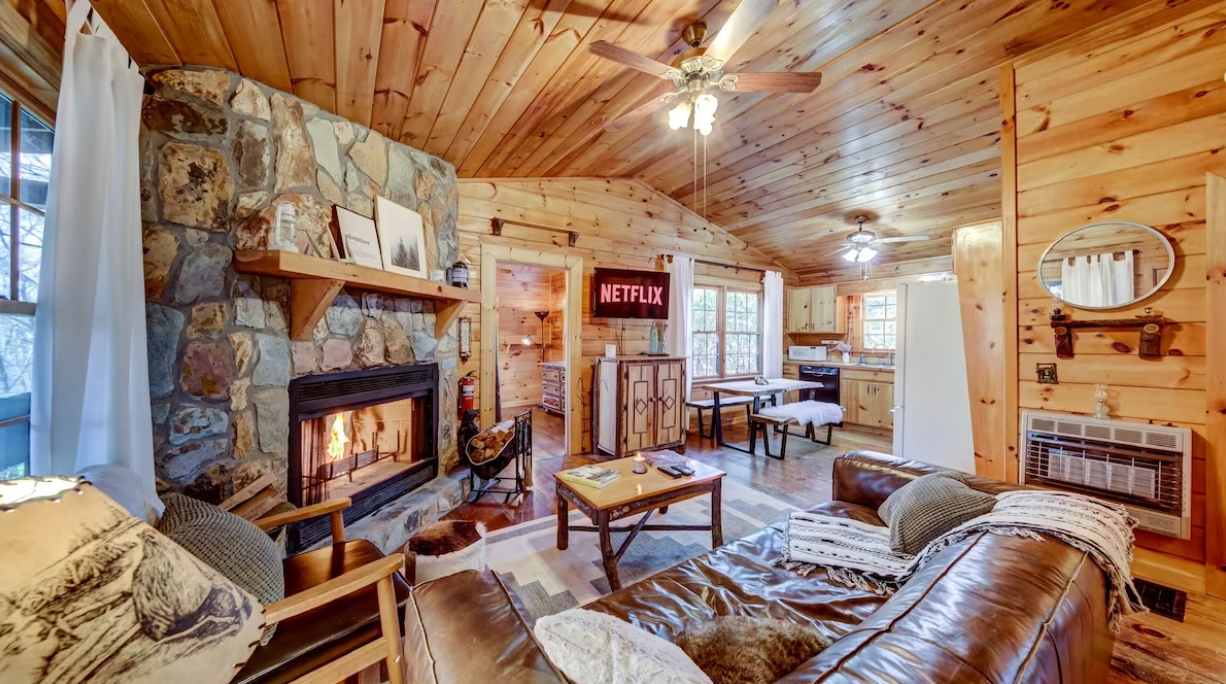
[485,478,799,620]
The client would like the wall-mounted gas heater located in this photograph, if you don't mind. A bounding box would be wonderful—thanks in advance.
[1022,410,1191,539]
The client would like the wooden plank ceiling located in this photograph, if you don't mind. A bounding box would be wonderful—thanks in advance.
[95,0,1150,277]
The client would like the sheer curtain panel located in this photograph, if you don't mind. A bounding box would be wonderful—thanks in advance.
[30,1,157,505]
[666,255,694,400]
[762,271,784,378]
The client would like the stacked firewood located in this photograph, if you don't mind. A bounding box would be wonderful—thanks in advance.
[467,422,514,466]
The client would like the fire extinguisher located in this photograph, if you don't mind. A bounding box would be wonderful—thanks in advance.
[459,371,476,417]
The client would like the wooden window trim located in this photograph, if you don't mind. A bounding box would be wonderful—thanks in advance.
[692,285,763,380]
[862,290,897,350]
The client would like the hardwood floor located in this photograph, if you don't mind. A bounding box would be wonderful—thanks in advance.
[447,419,1226,684]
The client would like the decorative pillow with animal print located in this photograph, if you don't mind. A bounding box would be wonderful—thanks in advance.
[676,616,832,684]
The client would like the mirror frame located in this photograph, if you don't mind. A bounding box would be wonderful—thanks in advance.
[1036,220,1175,311]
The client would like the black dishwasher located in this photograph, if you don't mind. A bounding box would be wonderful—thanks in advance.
[798,365,840,404]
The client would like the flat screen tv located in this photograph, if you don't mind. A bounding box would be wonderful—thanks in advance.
[592,268,670,319]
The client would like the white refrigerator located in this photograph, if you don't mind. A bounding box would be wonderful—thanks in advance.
[891,281,976,474]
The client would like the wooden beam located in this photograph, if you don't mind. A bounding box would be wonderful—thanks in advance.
[1000,62,1021,484]
[954,222,1006,481]
[1204,171,1226,598]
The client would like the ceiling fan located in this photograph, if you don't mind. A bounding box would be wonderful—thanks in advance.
[589,0,822,135]
[841,215,931,263]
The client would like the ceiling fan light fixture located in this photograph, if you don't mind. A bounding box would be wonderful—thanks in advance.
[693,93,718,136]
[856,247,877,263]
[668,101,692,130]
[842,248,858,262]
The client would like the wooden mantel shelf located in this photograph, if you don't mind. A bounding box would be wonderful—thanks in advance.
[234,250,479,341]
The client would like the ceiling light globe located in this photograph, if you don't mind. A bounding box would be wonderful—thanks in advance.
[856,247,877,263]
[695,93,718,117]
[842,249,859,262]
[668,102,691,130]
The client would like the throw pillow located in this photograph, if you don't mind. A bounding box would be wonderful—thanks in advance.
[534,609,712,684]
[676,617,831,684]
[878,472,996,555]
[158,493,284,644]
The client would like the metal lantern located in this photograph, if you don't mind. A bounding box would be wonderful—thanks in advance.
[448,260,470,289]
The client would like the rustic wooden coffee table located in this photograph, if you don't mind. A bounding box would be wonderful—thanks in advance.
[554,455,725,591]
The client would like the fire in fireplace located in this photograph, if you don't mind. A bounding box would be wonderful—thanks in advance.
[288,364,439,549]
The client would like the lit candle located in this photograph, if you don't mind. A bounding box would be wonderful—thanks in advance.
[632,454,647,474]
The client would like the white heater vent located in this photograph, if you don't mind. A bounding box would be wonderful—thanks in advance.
[1022,410,1191,540]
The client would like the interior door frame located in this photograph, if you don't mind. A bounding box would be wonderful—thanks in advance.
[480,243,583,455]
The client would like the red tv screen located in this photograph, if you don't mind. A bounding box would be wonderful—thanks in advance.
[591,268,670,319]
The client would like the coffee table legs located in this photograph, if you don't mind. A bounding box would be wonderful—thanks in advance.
[556,495,569,550]
[711,479,723,547]
[597,511,622,592]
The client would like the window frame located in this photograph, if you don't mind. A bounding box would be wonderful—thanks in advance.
[0,86,53,481]
[861,290,898,351]
[690,284,764,381]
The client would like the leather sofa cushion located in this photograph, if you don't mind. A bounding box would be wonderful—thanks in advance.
[231,540,410,684]
[584,512,889,646]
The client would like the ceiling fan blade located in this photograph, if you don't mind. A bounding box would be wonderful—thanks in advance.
[705,0,780,63]
[876,236,932,244]
[589,41,675,78]
[726,72,822,93]
[603,92,678,132]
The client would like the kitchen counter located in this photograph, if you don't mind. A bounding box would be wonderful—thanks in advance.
[784,359,894,372]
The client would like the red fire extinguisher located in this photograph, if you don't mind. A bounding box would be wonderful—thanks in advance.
[459,371,476,417]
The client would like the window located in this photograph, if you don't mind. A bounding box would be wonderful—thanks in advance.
[0,91,53,480]
[862,291,897,350]
[690,286,762,379]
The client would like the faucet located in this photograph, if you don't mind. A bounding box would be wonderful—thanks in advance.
[872,344,894,367]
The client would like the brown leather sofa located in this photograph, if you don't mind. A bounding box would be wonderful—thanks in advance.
[405,450,1116,684]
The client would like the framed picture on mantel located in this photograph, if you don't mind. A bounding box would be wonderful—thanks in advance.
[334,206,383,269]
[375,196,428,279]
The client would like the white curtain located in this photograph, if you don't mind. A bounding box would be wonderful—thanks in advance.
[762,271,784,378]
[666,256,695,399]
[30,1,156,503]
[1060,252,1134,307]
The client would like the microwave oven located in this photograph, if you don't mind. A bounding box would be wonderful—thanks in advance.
[788,346,828,362]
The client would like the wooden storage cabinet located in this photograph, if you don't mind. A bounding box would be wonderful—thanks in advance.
[839,371,894,429]
[786,285,847,333]
[539,362,565,416]
[594,356,687,457]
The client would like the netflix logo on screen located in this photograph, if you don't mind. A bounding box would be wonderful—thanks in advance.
[592,268,671,319]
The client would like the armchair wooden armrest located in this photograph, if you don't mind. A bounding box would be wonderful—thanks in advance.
[263,553,407,684]
[255,497,351,542]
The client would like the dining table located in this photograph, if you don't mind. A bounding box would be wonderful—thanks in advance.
[694,378,824,454]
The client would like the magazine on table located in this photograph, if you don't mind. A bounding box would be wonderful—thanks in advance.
[644,451,687,468]
[559,465,621,488]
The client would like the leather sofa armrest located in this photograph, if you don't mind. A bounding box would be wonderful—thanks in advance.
[833,450,1027,509]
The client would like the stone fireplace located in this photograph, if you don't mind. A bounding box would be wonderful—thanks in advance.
[139,67,462,527]
[288,365,439,549]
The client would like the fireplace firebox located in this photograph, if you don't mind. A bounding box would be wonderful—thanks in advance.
[288,364,439,550]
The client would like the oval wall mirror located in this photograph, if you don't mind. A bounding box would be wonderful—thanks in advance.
[1037,221,1174,310]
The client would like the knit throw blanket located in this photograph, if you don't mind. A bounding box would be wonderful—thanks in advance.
[777,490,1145,628]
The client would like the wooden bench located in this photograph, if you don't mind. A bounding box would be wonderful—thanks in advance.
[686,395,756,438]
[748,413,796,460]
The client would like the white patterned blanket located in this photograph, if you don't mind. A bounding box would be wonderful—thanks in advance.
[777,490,1145,627]
[758,401,843,427]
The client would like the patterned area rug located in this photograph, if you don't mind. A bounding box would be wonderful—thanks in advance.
[485,479,799,621]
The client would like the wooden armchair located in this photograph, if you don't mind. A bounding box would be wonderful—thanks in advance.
[230,498,411,684]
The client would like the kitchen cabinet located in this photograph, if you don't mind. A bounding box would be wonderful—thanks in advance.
[594,356,687,457]
[786,285,847,333]
[840,373,894,429]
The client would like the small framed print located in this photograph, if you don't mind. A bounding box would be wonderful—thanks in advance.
[334,206,383,269]
[375,196,428,279]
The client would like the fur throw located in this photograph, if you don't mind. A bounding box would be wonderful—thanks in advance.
[408,520,485,556]
[407,521,487,584]
[676,617,831,684]
[758,401,843,427]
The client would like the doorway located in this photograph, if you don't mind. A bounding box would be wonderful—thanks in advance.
[496,264,567,459]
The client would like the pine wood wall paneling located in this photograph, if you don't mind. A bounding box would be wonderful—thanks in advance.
[1005,2,1226,571]
[1205,172,1226,597]
[334,0,387,127]
[277,0,337,111]
[369,0,438,140]
[953,222,1006,480]
[497,264,555,411]
[397,0,484,148]
[0,0,62,119]
[460,177,788,451]
[212,0,293,92]
[141,0,236,70]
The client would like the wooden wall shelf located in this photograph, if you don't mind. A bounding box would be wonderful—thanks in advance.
[1049,311,1166,360]
[234,250,479,341]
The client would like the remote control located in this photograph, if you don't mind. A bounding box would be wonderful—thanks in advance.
[674,464,694,476]
[657,465,685,478]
